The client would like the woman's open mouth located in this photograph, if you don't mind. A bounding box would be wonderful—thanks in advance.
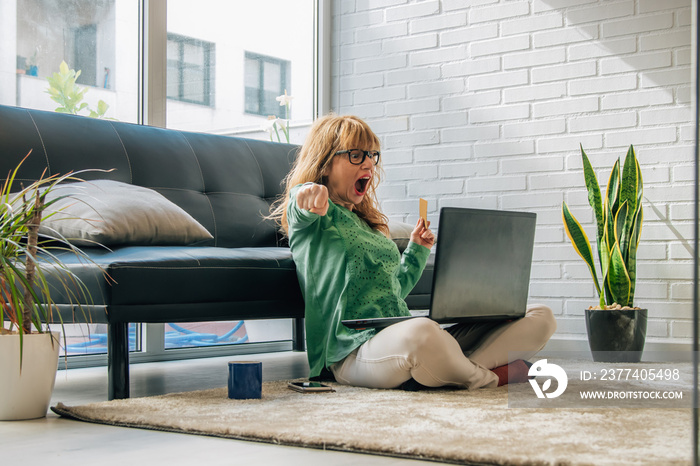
[354,176,371,196]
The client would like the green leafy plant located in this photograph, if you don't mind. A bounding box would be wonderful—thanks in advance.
[562,145,643,309]
[46,61,110,118]
[1,152,103,366]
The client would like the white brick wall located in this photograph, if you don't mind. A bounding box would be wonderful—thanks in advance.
[331,0,693,348]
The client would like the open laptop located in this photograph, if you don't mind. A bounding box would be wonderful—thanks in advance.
[342,207,537,330]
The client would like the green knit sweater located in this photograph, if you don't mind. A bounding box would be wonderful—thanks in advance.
[287,184,430,378]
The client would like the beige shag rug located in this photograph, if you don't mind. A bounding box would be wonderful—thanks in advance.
[52,360,693,466]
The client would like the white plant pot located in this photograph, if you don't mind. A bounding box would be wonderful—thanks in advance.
[244,319,292,343]
[0,331,60,420]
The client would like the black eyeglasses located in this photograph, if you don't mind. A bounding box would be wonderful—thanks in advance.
[334,149,381,166]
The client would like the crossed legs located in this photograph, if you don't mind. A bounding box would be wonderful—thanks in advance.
[330,304,556,390]
[448,304,557,369]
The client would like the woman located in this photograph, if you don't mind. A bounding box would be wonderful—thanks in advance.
[270,114,556,390]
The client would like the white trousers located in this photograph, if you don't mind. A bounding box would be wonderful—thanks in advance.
[330,304,556,390]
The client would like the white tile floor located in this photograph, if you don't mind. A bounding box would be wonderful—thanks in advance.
[1,351,442,465]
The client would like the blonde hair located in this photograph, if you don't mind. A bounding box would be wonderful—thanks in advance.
[270,114,388,237]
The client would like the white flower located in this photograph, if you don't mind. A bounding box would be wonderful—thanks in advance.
[261,116,278,133]
[276,90,293,107]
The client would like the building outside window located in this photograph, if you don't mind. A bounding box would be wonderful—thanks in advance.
[3,0,132,121]
[0,0,316,364]
[72,23,98,87]
[165,0,313,134]
[2,0,315,134]
[244,52,290,119]
[167,33,215,107]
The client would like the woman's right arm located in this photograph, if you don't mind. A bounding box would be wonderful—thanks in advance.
[288,183,330,231]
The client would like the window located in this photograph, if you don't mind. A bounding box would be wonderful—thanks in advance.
[244,52,290,118]
[2,0,318,367]
[165,0,314,133]
[6,0,135,121]
[72,23,98,87]
[61,324,140,357]
[167,33,215,106]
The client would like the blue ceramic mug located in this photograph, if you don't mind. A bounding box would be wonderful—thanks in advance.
[228,361,262,399]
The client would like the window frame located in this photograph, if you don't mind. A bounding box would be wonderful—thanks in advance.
[166,32,215,107]
[142,0,329,128]
[243,51,290,118]
[10,0,327,369]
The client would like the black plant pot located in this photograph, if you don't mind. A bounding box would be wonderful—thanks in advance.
[584,308,648,363]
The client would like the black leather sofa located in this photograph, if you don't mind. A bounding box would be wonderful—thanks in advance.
[0,104,433,400]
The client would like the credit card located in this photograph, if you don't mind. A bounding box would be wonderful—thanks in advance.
[419,198,428,224]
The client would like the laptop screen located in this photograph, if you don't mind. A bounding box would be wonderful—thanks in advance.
[429,208,536,323]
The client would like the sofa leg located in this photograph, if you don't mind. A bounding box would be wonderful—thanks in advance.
[292,317,305,351]
[108,322,130,400]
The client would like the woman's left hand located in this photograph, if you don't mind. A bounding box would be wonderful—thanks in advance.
[410,218,435,250]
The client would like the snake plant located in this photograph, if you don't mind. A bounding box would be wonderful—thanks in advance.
[562,145,643,308]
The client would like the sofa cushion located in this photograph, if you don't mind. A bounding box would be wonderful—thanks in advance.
[40,180,213,246]
[37,249,113,311]
[47,244,429,315]
[387,220,438,253]
[96,245,302,310]
[387,220,413,252]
